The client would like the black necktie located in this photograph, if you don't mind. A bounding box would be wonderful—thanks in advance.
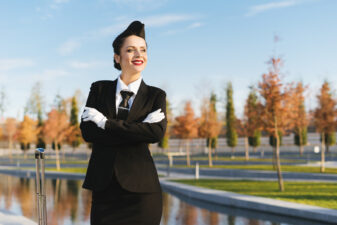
[117,90,134,120]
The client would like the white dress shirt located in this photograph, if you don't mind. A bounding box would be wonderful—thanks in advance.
[115,74,142,115]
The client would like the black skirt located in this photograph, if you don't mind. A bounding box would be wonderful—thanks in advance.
[90,173,162,225]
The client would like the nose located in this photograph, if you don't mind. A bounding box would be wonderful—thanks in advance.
[134,49,141,57]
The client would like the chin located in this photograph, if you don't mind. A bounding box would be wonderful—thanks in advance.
[130,66,145,73]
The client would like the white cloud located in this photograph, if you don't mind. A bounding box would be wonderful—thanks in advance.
[30,69,69,81]
[58,13,200,54]
[95,14,197,37]
[108,0,168,11]
[54,0,70,3]
[0,59,35,71]
[246,0,317,17]
[187,22,204,29]
[143,14,195,27]
[68,61,110,69]
[58,40,81,55]
[161,22,204,36]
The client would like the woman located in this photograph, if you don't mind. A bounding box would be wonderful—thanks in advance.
[80,20,167,225]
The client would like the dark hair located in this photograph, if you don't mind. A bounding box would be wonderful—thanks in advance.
[113,36,126,70]
[113,37,148,71]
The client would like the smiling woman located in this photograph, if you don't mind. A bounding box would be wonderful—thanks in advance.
[80,20,167,225]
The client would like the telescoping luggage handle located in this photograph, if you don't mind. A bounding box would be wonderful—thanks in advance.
[35,148,47,225]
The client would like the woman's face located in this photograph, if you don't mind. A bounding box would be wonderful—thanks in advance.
[114,35,147,74]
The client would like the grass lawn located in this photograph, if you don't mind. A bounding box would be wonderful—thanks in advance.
[174,164,337,174]
[46,167,87,173]
[169,156,307,163]
[171,179,337,209]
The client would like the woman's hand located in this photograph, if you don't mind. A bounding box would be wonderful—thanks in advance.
[82,106,107,129]
[142,108,165,123]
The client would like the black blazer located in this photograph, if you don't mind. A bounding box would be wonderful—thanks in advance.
[80,79,167,193]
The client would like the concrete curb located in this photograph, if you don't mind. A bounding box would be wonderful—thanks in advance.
[0,166,85,180]
[160,179,337,224]
[0,209,37,225]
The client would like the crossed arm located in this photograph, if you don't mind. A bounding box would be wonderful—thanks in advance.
[80,83,167,146]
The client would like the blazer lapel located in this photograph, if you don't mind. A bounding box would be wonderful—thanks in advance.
[106,78,148,122]
[106,79,117,119]
[127,79,148,122]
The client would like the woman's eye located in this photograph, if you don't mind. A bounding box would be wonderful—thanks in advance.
[127,49,133,52]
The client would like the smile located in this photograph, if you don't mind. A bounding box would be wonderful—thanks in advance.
[132,60,143,65]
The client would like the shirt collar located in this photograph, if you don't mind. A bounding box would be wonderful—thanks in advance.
[116,74,142,96]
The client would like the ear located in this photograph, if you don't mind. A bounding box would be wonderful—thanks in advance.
[114,54,120,63]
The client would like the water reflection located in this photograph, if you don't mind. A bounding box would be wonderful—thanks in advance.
[0,174,329,225]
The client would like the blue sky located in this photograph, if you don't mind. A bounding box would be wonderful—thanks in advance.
[1,0,337,121]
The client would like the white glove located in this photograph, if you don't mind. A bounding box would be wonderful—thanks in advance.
[81,106,107,129]
[142,108,165,123]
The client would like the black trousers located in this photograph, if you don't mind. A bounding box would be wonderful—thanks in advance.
[90,173,162,225]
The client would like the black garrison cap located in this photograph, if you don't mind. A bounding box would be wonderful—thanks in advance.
[112,20,145,50]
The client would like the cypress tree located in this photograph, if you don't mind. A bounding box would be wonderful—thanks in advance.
[36,108,46,149]
[158,99,171,149]
[207,92,219,157]
[225,82,237,157]
[70,96,81,149]
[246,88,261,152]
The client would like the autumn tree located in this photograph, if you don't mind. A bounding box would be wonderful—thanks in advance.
[258,57,294,191]
[313,81,337,173]
[5,117,17,162]
[159,99,173,150]
[17,115,37,159]
[206,92,220,158]
[0,86,6,122]
[292,82,308,155]
[66,96,82,151]
[198,97,222,167]
[236,118,249,160]
[225,82,237,158]
[173,101,199,167]
[25,82,46,149]
[0,126,3,141]
[323,132,336,153]
[43,109,73,170]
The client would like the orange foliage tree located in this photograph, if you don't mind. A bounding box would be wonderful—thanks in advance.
[313,81,337,173]
[291,82,308,155]
[17,115,38,159]
[258,57,294,191]
[173,101,199,167]
[43,109,73,170]
[198,98,222,167]
[5,117,17,162]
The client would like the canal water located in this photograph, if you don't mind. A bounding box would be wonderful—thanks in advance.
[0,174,329,225]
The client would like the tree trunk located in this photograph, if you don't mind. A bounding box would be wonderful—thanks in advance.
[321,132,325,173]
[8,138,13,163]
[274,117,284,192]
[231,147,235,159]
[299,128,304,156]
[208,138,213,167]
[244,136,249,161]
[272,147,276,170]
[186,139,191,167]
[253,146,257,153]
[215,148,218,160]
[55,141,61,171]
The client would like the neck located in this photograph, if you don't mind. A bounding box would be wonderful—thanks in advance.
[120,71,141,85]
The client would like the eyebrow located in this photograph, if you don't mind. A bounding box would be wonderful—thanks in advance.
[126,46,147,48]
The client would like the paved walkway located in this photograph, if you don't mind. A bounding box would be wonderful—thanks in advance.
[0,209,36,225]
[160,178,337,224]
[157,165,337,182]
